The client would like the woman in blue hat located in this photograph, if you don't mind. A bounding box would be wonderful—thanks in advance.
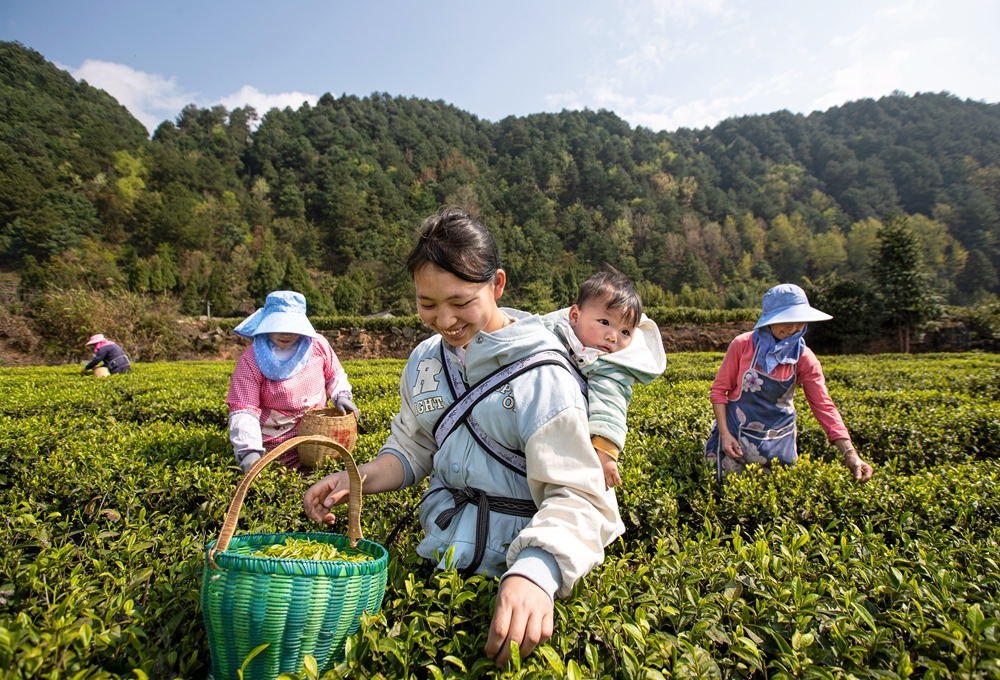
[226,290,357,473]
[705,284,873,482]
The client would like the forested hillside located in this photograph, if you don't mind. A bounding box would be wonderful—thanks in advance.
[2,41,999,317]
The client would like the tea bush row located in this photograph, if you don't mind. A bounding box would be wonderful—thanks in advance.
[211,316,428,334]
[1,353,999,678]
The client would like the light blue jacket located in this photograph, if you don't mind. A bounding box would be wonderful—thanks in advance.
[380,312,620,599]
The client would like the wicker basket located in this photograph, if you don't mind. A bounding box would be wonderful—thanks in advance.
[202,436,388,680]
[296,408,357,468]
[93,367,110,378]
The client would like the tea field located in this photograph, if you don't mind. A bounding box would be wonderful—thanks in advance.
[3,353,1000,679]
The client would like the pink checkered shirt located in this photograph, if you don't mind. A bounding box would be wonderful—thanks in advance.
[226,335,349,466]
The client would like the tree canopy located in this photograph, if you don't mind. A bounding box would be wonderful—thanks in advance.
[2,41,999,316]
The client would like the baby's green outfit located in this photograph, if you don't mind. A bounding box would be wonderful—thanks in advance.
[540,308,667,453]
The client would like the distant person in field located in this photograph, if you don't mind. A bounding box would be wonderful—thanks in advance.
[540,268,666,490]
[81,334,130,375]
[226,290,357,474]
[303,207,620,668]
[705,283,874,483]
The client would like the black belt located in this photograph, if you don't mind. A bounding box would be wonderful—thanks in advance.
[425,485,537,575]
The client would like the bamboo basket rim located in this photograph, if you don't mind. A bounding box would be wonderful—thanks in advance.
[206,531,388,577]
[302,407,356,419]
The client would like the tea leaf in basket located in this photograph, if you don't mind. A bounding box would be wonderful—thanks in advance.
[253,537,373,562]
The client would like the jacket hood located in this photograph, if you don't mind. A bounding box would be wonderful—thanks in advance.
[541,308,666,383]
[600,313,667,382]
[457,310,570,384]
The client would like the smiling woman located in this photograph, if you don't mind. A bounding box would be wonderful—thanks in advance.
[413,265,508,346]
[303,207,620,667]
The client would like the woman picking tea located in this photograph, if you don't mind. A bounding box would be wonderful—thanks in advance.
[226,290,357,473]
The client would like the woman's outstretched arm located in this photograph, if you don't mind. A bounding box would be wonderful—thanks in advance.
[798,350,873,483]
[303,453,405,525]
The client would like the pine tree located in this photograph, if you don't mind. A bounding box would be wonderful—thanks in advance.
[156,243,179,291]
[180,260,208,315]
[870,215,941,352]
[281,255,314,297]
[19,255,50,297]
[282,255,333,315]
[148,257,164,293]
[127,256,150,293]
[247,249,285,305]
[205,265,235,317]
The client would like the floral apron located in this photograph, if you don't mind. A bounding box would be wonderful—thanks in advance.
[704,341,798,481]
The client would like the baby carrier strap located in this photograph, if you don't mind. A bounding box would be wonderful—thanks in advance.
[434,343,587,476]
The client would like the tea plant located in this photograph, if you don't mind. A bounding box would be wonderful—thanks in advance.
[1,353,999,678]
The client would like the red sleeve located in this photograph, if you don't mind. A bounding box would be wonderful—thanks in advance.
[313,335,343,382]
[796,348,850,443]
[312,335,348,404]
[226,346,264,417]
[314,334,352,398]
[710,333,753,404]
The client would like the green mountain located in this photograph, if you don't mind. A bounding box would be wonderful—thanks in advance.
[2,41,999,315]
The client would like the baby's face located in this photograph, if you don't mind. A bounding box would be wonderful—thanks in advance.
[568,300,635,353]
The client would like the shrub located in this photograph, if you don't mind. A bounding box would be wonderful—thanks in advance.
[30,288,182,361]
[803,275,886,353]
[212,314,428,333]
[646,306,759,325]
[0,306,39,352]
[967,294,1000,340]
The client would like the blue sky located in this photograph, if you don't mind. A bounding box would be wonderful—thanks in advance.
[3,0,999,135]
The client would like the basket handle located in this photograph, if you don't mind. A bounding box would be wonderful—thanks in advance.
[208,435,363,569]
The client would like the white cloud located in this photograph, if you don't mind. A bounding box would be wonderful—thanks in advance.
[645,0,729,24]
[66,59,194,134]
[63,60,319,135]
[615,38,706,81]
[551,67,802,133]
[545,91,588,111]
[809,0,996,112]
[218,85,318,121]
[547,0,999,132]
[626,86,760,131]
[610,0,724,81]
[546,0,744,129]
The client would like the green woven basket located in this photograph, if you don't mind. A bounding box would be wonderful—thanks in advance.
[202,436,389,680]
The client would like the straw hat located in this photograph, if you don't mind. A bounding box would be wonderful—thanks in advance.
[754,284,832,329]
[84,334,106,346]
[233,291,318,339]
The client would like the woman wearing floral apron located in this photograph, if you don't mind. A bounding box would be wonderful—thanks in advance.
[705,284,874,483]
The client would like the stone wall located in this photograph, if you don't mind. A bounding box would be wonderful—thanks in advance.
[319,326,435,361]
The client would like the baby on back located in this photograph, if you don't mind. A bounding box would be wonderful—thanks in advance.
[541,269,667,488]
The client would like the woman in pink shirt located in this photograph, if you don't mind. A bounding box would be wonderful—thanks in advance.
[705,284,873,483]
[225,290,357,474]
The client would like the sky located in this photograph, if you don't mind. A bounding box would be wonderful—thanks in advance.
[3,0,999,136]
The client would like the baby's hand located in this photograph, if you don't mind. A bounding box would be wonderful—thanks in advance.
[596,450,622,489]
[602,459,621,489]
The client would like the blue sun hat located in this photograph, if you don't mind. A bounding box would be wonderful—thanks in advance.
[233,291,318,339]
[754,284,832,329]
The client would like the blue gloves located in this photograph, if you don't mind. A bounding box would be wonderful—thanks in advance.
[335,394,359,418]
